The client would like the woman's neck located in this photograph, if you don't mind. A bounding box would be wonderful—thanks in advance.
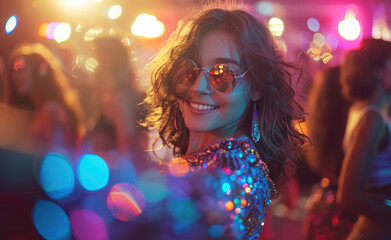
[185,124,248,157]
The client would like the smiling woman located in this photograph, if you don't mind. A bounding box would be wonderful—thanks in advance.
[142,3,307,239]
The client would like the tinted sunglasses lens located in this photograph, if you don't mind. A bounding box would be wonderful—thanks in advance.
[208,64,236,93]
[175,59,198,86]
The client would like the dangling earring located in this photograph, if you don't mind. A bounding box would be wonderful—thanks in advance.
[251,101,261,143]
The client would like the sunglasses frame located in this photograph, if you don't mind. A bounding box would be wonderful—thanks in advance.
[187,59,251,94]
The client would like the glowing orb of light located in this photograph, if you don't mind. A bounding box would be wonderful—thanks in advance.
[54,23,72,43]
[5,15,17,34]
[107,183,146,221]
[307,18,320,32]
[32,200,70,239]
[70,210,108,240]
[131,13,164,38]
[268,17,284,37]
[77,154,109,191]
[168,158,190,177]
[40,153,75,200]
[85,57,99,72]
[326,34,339,50]
[338,16,361,41]
[225,201,234,211]
[255,1,274,17]
[46,22,60,40]
[313,33,326,47]
[84,28,103,41]
[108,5,122,20]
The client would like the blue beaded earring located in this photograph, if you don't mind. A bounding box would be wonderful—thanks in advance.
[251,102,260,143]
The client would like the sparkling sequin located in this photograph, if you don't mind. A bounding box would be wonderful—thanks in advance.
[184,136,277,239]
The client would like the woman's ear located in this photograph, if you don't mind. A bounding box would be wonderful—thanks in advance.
[250,88,263,101]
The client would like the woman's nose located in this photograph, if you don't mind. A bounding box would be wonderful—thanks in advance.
[189,70,213,94]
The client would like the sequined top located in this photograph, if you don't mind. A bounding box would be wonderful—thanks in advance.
[185,136,277,240]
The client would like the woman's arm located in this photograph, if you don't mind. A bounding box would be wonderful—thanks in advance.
[336,110,391,226]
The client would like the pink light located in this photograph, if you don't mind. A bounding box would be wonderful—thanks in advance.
[70,210,108,240]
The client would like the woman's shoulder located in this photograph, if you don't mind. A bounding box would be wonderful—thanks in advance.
[186,136,277,195]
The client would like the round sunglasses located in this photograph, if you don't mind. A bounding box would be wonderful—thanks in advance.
[175,59,250,94]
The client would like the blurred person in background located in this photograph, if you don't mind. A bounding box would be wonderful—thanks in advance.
[3,43,85,156]
[337,39,391,239]
[85,37,146,165]
[142,3,308,239]
[303,66,357,240]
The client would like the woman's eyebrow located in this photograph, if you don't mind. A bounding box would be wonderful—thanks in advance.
[213,57,241,66]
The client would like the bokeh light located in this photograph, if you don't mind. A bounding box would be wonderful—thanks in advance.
[138,170,168,203]
[54,23,72,43]
[40,153,75,200]
[46,22,60,39]
[255,1,274,17]
[33,200,70,239]
[85,57,99,72]
[225,201,234,211]
[326,33,339,50]
[70,210,108,240]
[107,5,122,20]
[168,158,190,177]
[299,31,312,51]
[307,18,320,32]
[77,154,109,191]
[131,13,164,38]
[38,22,49,38]
[338,11,361,41]
[268,17,284,37]
[313,33,325,47]
[84,28,103,41]
[107,183,146,221]
[5,15,17,34]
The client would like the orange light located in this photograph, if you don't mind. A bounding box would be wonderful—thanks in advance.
[225,201,234,211]
[235,208,241,214]
[168,158,190,177]
[38,22,49,38]
[241,199,247,207]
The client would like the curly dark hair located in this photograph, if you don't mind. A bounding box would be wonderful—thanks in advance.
[142,4,307,181]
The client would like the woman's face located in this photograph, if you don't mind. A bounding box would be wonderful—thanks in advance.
[11,57,32,95]
[177,30,252,136]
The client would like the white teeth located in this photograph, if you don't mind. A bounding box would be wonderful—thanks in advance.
[190,102,216,110]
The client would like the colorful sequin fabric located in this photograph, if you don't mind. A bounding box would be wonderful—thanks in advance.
[185,136,277,240]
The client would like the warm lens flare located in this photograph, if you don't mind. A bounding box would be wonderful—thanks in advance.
[107,183,146,221]
[268,17,284,37]
[338,10,361,41]
[168,158,190,177]
[131,13,164,38]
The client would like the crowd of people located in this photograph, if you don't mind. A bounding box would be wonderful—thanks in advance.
[0,2,390,240]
